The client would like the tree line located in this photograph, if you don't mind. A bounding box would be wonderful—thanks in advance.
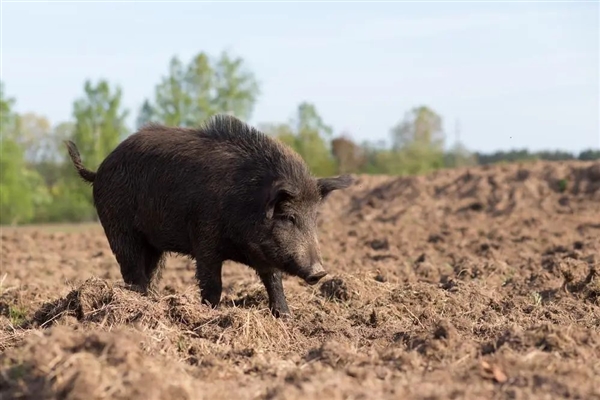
[1,50,599,225]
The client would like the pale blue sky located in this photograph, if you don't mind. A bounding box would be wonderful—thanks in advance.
[2,1,599,153]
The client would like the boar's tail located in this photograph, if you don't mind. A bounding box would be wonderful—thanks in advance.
[64,140,96,184]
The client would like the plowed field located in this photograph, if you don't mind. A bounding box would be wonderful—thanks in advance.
[2,160,599,399]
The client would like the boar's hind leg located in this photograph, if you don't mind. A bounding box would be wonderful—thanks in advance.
[195,256,223,308]
[259,271,290,318]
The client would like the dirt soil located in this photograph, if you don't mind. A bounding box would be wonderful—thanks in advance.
[1,160,600,400]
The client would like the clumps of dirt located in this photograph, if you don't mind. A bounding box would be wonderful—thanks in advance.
[347,160,600,221]
[27,278,305,356]
[163,289,313,353]
[0,325,201,400]
[481,323,600,358]
[537,252,599,305]
[305,340,357,369]
[368,238,389,251]
[561,266,598,302]
[31,278,164,329]
[392,319,459,357]
[479,359,508,384]
[319,277,350,302]
[227,285,270,309]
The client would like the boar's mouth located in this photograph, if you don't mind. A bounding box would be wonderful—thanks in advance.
[274,257,328,285]
[304,270,327,285]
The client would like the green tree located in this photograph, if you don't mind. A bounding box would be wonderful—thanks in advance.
[212,51,260,119]
[32,121,75,192]
[136,99,157,130]
[262,102,337,177]
[16,112,53,163]
[59,79,129,221]
[475,149,537,165]
[1,81,19,136]
[444,142,476,168]
[578,149,600,161]
[51,122,75,162]
[536,150,575,161]
[388,106,446,175]
[150,56,191,127]
[391,106,444,151]
[0,140,36,224]
[140,51,260,128]
[184,52,215,123]
[356,140,388,174]
[71,79,129,171]
[291,102,337,176]
[258,122,295,141]
[0,83,49,225]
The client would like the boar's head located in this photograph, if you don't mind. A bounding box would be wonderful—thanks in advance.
[250,174,354,285]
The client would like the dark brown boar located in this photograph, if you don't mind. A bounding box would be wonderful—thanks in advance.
[64,114,353,317]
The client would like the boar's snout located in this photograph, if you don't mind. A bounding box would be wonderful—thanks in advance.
[304,263,327,285]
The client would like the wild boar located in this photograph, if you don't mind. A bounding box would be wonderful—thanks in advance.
[64,114,353,317]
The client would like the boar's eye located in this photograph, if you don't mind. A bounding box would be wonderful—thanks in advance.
[279,214,296,225]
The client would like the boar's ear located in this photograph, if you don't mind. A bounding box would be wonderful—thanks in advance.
[317,174,354,201]
[265,181,297,219]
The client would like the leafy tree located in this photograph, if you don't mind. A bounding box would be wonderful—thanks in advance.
[149,56,192,127]
[258,122,295,141]
[51,122,75,162]
[391,106,444,152]
[59,79,129,221]
[32,121,75,191]
[537,150,575,161]
[444,142,476,168]
[212,51,260,119]
[16,112,53,163]
[1,81,19,136]
[263,102,337,177]
[0,83,49,225]
[71,79,129,171]
[578,149,600,161]
[140,51,260,128]
[290,102,336,176]
[387,106,446,175]
[475,149,538,165]
[136,99,157,130]
[355,140,388,174]
[0,140,36,224]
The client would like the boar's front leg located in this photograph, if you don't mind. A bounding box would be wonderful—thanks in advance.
[195,256,223,308]
[259,270,290,318]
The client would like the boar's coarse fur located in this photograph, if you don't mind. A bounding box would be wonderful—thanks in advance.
[64,114,353,317]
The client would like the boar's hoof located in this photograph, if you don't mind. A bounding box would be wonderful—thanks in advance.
[201,297,221,309]
[271,307,291,319]
[305,271,328,286]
